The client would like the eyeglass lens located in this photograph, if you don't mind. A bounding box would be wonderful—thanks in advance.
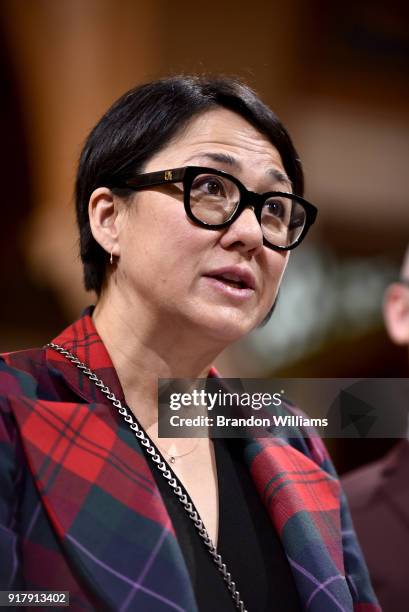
[189,173,306,248]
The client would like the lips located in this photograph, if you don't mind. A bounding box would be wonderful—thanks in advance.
[203,266,256,291]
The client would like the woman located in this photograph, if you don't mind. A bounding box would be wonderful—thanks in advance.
[0,76,379,611]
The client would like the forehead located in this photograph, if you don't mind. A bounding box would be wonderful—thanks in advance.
[144,108,290,187]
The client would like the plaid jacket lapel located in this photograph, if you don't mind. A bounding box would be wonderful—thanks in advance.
[11,309,198,611]
[241,436,354,611]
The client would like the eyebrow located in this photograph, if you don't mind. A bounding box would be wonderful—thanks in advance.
[185,151,293,190]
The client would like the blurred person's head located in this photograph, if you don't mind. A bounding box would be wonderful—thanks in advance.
[383,246,409,357]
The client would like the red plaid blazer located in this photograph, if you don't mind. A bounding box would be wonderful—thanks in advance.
[0,309,380,611]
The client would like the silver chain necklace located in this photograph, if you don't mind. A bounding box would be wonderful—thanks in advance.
[47,343,248,612]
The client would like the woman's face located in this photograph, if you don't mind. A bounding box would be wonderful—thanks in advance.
[114,108,291,342]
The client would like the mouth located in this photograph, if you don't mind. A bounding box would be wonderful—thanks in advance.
[203,266,256,298]
[206,275,248,289]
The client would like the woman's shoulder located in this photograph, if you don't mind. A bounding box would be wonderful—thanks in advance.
[0,350,45,480]
[0,347,46,398]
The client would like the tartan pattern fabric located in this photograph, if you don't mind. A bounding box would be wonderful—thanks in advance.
[0,309,380,611]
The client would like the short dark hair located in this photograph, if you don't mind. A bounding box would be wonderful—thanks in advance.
[75,75,304,294]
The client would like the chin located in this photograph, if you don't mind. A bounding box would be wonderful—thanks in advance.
[193,308,258,344]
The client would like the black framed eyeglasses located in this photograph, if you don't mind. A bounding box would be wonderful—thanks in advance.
[121,166,318,251]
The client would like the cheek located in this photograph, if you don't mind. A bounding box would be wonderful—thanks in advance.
[125,204,210,280]
[262,251,289,298]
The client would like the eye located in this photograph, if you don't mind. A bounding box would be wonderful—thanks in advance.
[266,199,285,218]
[206,179,223,195]
[192,176,226,197]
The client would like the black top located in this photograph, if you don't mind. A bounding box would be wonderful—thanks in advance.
[150,438,302,611]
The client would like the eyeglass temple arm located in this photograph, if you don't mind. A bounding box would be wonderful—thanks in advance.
[126,168,186,189]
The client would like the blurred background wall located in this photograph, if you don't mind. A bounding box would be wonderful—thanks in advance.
[0,0,408,472]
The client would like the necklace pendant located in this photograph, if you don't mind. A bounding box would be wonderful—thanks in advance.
[169,456,176,464]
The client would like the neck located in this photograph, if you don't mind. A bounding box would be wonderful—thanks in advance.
[92,289,225,429]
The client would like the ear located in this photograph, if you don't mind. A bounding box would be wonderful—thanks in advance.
[383,283,409,345]
[88,187,122,258]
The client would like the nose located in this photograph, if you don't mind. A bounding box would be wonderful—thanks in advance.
[219,206,264,256]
